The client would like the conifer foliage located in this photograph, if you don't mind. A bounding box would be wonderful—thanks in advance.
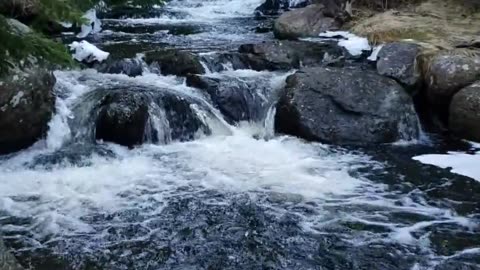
[0,0,164,74]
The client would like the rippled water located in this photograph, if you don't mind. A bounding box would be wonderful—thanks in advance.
[1,0,480,269]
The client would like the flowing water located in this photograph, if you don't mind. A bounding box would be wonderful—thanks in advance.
[1,0,480,269]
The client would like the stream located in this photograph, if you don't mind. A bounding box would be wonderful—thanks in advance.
[0,0,479,269]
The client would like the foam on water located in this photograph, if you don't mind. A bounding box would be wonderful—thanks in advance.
[165,0,265,21]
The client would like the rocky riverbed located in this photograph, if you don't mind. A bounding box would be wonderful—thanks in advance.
[0,0,480,269]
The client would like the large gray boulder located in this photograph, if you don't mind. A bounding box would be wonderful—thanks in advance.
[93,58,144,77]
[273,4,342,40]
[424,49,480,108]
[275,67,419,144]
[376,42,422,88]
[144,49,205,77]
[0,69,56,154]
[449,81,480,141]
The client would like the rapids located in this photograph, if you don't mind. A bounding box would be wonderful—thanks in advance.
[0,0,479,269]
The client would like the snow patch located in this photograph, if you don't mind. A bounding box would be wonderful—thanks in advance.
[69,41,109,63]
[319,31,371,56]
[59,21,73,28]
[413,142,480,182]
[77,9,102,38]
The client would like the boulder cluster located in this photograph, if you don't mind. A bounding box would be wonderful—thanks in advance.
[1,0,479,154]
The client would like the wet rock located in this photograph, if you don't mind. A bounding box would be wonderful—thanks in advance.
[96,91,150,147]
[273,4,342,40]
[200,52,276,72]
[0,0,39,22]
[0,235,23,270]
[423,49,480,110]
[376,42,422,88]
[255,0,290,16]
[0,69,55,154]
[275,67,419,144]
[144,49,205,77]
[449,81,480,142]
[95,86,211,147]
[186,74,270,123]
[238,40,344,70]
[93,58,144,77]
[254,20,274,33]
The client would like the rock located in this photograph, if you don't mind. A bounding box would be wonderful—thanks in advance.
[275,67,419,144]
[255,0,289,16]
[238,40,345,70]
[0,0,39,21]
[5,19,32,35]
[273,4,342,40]
[186,74,271,123]
[93,58,143,77]
[424,49,480,109]
[95,86,212,147]
[0,69,55,154]
[95,91,150,147]
[200,52,274,72]
[449,81,480,142]
[145,49,205,77]
[376,42,422,88]
[0,235,23,270]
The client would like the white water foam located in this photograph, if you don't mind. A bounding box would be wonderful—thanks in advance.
[105,0,265,25]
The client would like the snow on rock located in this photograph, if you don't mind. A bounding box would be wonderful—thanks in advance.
[69,41,109,63]
[59,21,73,28]
[77,9,102,38]
[319,31,371,56]
[413,142,480,182]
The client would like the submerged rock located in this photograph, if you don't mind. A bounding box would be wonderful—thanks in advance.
[186,74,270,123]
[423,49,480,110]
[96,91,150,147]
[273,4,342,39]
[253,0,312,16]
[95,86,211,147]
[275,67,419,144]
[255,0,290,16]
[376,42,422,88]
[145,49,205,77]
[93,58,144,77]
[449,81,480,142]
[0,69,55,154]
[200,52,274,72]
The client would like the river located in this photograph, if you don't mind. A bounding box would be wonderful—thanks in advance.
[0,0,479,269]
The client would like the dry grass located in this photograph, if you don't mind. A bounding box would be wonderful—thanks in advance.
[349,0,480,48]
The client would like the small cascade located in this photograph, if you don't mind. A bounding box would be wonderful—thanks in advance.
[144,103,172,144]
[2,0,479,269]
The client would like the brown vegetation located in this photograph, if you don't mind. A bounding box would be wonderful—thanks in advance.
[349,0,480,48]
